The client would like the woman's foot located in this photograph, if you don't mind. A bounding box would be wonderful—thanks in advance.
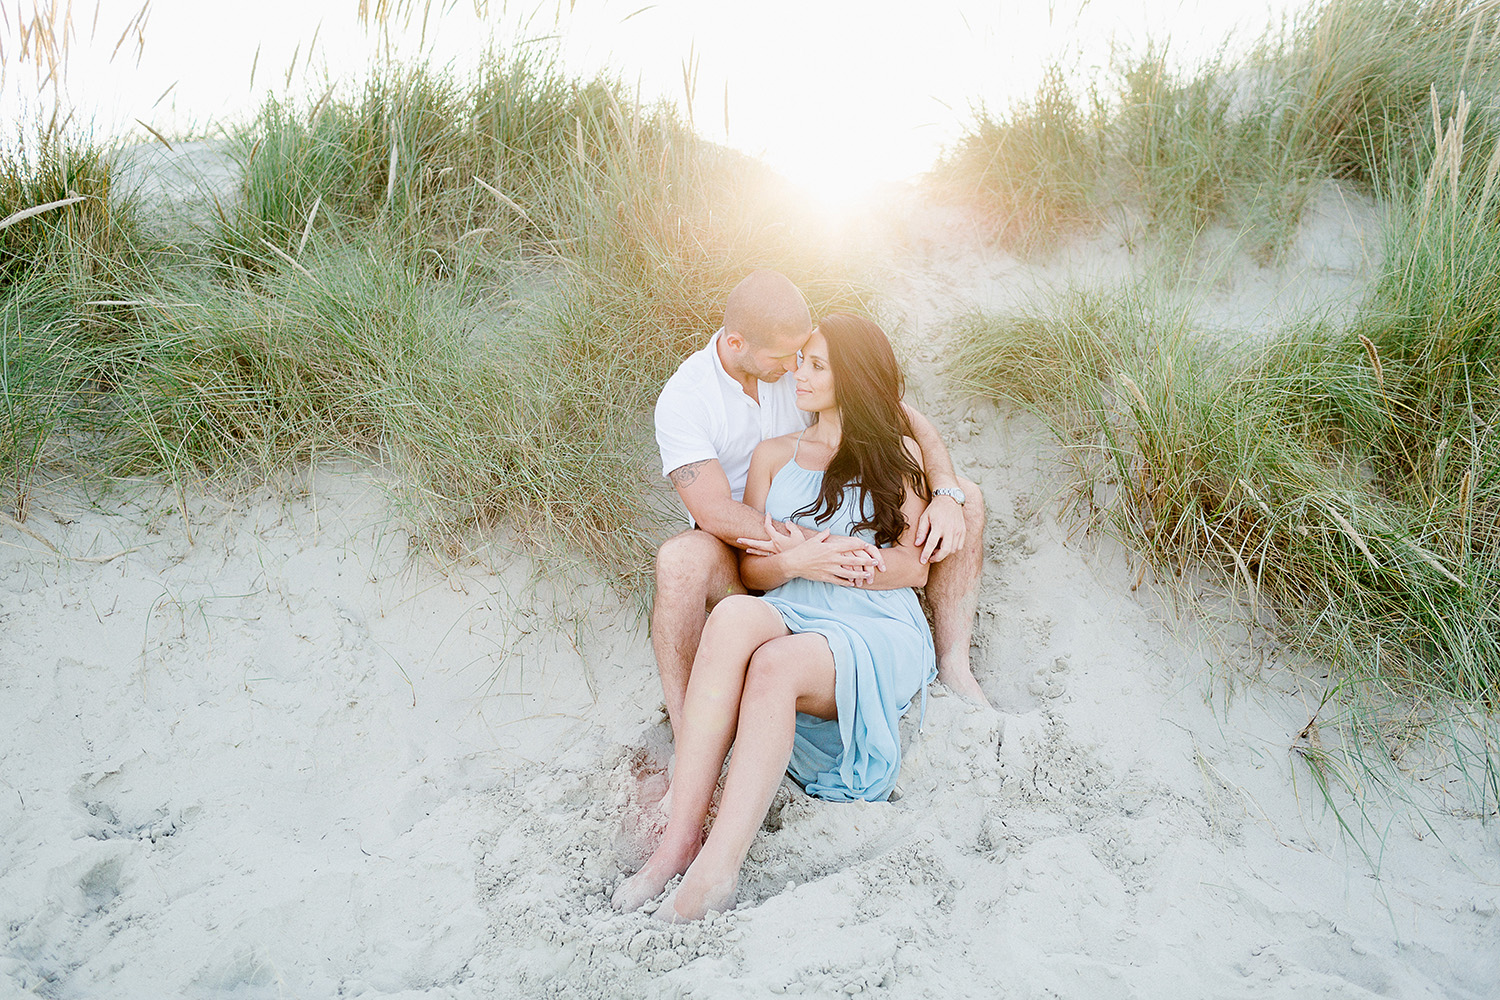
[655,863,738,922]
[612,835,700,912]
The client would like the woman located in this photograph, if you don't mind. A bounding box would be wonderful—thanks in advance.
[614,314,935,921]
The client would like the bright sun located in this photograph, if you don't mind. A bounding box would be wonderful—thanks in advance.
[4,0,1305,207]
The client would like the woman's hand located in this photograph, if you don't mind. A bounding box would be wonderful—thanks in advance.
[737,514,805,557]
[740,515,888,587]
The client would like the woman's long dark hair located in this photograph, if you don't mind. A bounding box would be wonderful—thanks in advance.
[791,314,928,548]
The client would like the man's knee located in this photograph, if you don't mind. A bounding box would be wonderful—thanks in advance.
[654,530,743,611]
[656,530,734,584]
[957,476,985,524]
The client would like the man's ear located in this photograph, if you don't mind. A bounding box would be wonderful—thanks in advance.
[722,329,746,351]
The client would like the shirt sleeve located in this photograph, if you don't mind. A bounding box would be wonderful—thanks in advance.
[655,379,720,479]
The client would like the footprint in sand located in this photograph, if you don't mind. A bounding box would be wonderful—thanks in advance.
[1028,655,1070,699]
[610,745,672,868]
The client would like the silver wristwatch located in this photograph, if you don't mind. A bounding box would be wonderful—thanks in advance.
[932,486,966,506]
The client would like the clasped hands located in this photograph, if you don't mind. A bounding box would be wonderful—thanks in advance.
[738,515,885,587]
[736,490,966,585]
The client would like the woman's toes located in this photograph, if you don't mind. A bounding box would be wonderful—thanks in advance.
[656,870,737,922]
[612,868,669,912]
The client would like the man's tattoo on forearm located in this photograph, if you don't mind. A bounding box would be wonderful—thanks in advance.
[669,459,711,488]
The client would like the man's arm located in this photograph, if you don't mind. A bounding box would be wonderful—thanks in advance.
[668,457,781,548]
[903,403,967,564]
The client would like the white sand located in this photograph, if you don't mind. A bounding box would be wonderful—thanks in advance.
[3,168,1498,998]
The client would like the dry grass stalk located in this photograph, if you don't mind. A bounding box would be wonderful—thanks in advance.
[1117,372,1149,410]
[1358,333,1384,389]
[1325,504,1380,572]
[472,176,536,229]
[0,192,86,230]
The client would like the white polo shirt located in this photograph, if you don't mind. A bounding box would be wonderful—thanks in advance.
[655,329,812,501]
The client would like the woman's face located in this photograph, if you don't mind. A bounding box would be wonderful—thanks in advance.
[794,329,836,413]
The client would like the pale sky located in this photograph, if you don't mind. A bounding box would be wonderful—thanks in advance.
[3,0,1301,205]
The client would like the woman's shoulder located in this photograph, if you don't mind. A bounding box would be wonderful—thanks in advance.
[752,432,800,463]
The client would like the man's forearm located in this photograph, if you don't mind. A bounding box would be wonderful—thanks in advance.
[904,404,958,490]
[688,496,777,549]
[668,458,776,549]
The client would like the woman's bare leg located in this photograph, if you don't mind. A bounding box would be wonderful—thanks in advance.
[661,633,837,921]
[613,596,790,912]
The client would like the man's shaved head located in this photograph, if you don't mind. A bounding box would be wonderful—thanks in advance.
[723,270,812,347]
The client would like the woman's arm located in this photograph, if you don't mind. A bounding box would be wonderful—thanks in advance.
[855,484,931,590]
[740,439,884,591]
[855,438,931,591]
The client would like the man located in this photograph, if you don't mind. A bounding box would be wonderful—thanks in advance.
[652,270,987,750]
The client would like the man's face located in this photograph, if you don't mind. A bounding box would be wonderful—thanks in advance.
[734,328,811,383]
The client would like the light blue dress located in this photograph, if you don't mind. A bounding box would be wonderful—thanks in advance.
[759,443,936,802]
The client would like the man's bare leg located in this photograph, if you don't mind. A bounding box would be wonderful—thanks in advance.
[926,478,989,706]
[651,529,746,747]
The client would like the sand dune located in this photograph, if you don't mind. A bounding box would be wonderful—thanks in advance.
[3,173,1497,998]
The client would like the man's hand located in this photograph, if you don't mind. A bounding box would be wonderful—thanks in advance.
[737,514,804,557]
[914,494,966,564]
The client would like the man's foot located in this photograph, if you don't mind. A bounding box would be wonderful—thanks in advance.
[937,649,991,707]
[612,836,700,913]
[656,864,737,922]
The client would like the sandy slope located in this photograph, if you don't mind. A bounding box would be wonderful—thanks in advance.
[2,156,1497,998]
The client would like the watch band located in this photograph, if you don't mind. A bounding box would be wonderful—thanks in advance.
[932,487,966,506]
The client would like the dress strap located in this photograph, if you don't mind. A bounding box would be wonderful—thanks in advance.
[790,428,809,462]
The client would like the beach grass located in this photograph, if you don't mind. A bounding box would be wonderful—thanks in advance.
[946,105,1500,804]
[940,0,1500,804]
[0,126,153,519]
[1,51,862,581]
[934,0,1500,258]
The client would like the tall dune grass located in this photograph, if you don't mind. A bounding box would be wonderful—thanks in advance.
[946,89,1500,806]
[934,0,1500,257]
[929,66,1104,249]
[0,127,150,518]
[90,53,862,579]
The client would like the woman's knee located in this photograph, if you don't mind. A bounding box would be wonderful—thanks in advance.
[707,593,766,623]
[702,595,777,643]
[743,639,806,698]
